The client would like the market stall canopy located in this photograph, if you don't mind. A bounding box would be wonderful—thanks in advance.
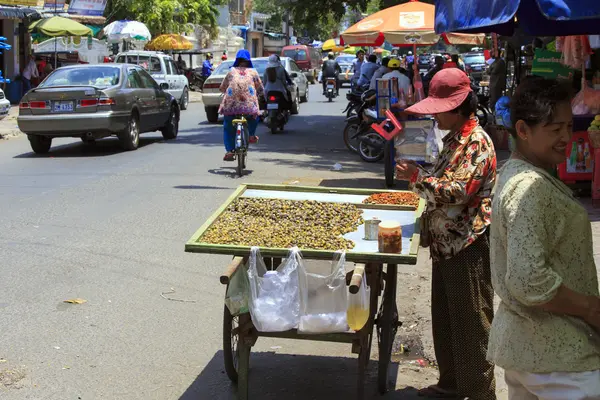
[341,0,484,47]
[101,20,151,43]
[322,38,344,52]
[434,0,600,36]
[145,34,193,51]
[343,47,360,55]
[29,16,92,37]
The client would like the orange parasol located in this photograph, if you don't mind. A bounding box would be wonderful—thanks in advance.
[341,0,484,47]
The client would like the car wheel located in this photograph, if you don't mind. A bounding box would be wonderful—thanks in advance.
[205,106,219,123]
[300,84,309,103]
[161,104,179,140]
[119,113,140,151]
[180,87,189,111]
[291,90,300,115]
[81,137,95,144]
[28,135,52,154]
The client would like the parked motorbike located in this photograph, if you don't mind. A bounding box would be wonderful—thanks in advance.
[343,85,369,118]
[343,89,377,154]
[357,108,387,163]
[325,77,337,102]
[186,68,207,92]
[265,91,290,134]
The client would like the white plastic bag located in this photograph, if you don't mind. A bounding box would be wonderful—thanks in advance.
[394,119,435,163]
[298,251,349,334]
[247,246,300,332]
[225,264,249,316]
[347,271,371,331]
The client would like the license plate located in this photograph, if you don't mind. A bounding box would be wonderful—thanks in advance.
[267,103,278,110]
[327,84,335,89]
[53,101,73,112]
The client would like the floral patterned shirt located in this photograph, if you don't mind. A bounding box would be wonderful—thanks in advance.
[409,119,496,261]
[219,67,264,117]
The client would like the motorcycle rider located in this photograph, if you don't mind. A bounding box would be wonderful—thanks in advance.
[264,54,293,108]
[369,57,391,90]
[357,54,380,88]
[202,53,214,78]
[383,58,412,96]
[321,53,341,96]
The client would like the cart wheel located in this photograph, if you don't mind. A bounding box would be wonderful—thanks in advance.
[384,140,395,188]
[223,304,241,383]
[377,264,399,394]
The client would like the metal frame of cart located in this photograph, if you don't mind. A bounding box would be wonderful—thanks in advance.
[185,184,425,399]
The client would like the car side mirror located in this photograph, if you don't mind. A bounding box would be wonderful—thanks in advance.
[160,82,169,90]
[290,72,298,78]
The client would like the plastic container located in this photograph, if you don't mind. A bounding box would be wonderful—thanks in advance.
[378,221,402,254]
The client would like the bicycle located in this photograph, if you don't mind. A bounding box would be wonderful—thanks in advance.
[232,116,250,177]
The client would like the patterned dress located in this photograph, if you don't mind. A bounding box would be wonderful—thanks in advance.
[219,67,264,117]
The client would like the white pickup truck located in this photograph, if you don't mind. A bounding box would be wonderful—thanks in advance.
[115,51,190,110]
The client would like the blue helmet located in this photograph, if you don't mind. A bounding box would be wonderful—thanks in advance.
[233,49,253,68]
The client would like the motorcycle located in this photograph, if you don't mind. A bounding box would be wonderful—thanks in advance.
[343,89,377,154]
[265,91,290,134]
[342,85,369,118]
[357,108,387,163]
[186,68,207,92]
[325,77,337,102]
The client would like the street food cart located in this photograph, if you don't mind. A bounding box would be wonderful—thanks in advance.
[185,184,425,399]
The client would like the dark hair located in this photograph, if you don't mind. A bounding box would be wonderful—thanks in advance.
[368,54,377,63]
[434,56,444,66]
[328,53,334,59]
[451,54,459,63]
[450,91,478,118]
[356,50,365,56]
[381,57,391,67]
[509,76,572,135]
[266,67,277,83]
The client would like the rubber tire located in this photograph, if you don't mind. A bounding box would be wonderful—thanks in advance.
[378,264,399,394]
[161,105,179,140]
[384,140,395,188]
[223,304,240,383]
[118,113,140,151]
[81,137,95,144]
[343,122,360,154]
[236,152,245,177]
[205,106,219,123]
[291,91,300,115]
[270,125,278,134]
[180,87,189,111]
[28,135,52,154]
[328,95,332,102]
[358,132,385,163]
[300,84,309,102]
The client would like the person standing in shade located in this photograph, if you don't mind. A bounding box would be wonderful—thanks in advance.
[396,68,497,400]
[488,51,506,112]
[22,54,38,94]
[346,49,364,87]
[488,76,600,399]
[369,57,391,91]
[356,54,380,88]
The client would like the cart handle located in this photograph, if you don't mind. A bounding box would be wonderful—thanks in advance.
[349,265,366,294]
[220,256,246,285]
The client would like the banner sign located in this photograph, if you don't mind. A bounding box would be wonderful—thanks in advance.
[68,0,108,16]
[532,49,574,80]
[44,0,66,10]
[0,0,39,6]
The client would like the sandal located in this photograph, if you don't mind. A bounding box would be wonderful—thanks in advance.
[418,385,459,398]
[223,151,235,161]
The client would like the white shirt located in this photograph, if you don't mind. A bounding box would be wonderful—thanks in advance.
[23,60,39,80]
[382,70,411,94]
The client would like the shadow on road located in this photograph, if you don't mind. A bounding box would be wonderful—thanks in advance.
[13,137,163,158]
[173,185,231,190]
[208,167,254,179]
[179,350,411,400]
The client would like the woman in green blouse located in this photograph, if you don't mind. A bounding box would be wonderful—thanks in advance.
[489,76,600,398]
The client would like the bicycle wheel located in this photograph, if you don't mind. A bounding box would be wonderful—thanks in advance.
[223,304,240,382]
[237,151,244,177]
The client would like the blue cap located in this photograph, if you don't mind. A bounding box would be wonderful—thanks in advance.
[233,49,253,68]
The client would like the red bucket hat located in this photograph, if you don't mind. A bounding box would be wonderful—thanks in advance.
[405,69,472,115]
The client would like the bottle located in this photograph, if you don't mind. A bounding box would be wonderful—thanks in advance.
[585,142,592,171]
[378,221,402,253]
[569,141,578,169]
[577,142,585,171]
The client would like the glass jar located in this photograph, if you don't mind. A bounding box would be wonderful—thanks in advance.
[378,221,402,253]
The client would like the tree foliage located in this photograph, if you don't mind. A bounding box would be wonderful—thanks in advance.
[104,0,225,36]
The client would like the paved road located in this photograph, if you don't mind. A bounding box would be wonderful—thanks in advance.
[1,86,436,400]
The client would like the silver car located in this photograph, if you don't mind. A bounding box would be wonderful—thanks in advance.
[18,64,180,154]
[202,57,309,123]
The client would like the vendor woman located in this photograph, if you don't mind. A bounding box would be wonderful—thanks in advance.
[488,76,600,398]
[396,69,497,399]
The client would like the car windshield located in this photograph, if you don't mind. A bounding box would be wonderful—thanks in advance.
[213,61,234,75]
[464,54,485,65]
[115,55,161,73]
[252,60,269,76]
[283,49,307,61]
[419,55,430,62]
[336,56,354,65]
[41,67,120,88]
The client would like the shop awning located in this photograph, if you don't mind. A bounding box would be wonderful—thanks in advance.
[0,6,39,19]
[435,0,600,36]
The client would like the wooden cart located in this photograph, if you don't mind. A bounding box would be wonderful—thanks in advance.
[185,184,424,399]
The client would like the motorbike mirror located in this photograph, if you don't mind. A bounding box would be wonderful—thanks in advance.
[290,72,298,78]
[160,83,169,90]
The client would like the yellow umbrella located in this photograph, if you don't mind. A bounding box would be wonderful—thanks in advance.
[322,38,344,52]
[145,34,193,51]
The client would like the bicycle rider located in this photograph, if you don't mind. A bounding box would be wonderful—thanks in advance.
[218,49,264,161]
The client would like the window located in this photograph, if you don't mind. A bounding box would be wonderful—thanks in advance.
[168,60,180,75]
[164,59,172,75]
[137,69,159,89]
[290,61,301,72]
[464,54,485,65]
[283,49,307,61]
[41,66,121,88]
[252,60,269,77]
[126,68,142,88]
[149,57,162,73]
[213,61,234,75]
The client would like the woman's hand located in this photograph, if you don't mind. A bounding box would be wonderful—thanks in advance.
[585,296,600,333]
[396,160,418,181]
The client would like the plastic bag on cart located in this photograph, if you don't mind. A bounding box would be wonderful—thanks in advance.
[347,269,371,331]
[572,85,600,115]
[225,263,250,316]
[298,251,349,334]
[247,246,300,332]
[394,119,436,164]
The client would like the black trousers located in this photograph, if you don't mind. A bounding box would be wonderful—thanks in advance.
[322,76,339,94]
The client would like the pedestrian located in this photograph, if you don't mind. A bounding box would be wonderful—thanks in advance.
[345,49,364,87]
[356,54,379,88]
[369,57,391,91]
[218,49,264,161]
[488,76,600,399]
[424,56,445,95]
[488,50,506,111]
[202,53,214,78]
[382,59,411,96]
[221,50,228,61]
[176,55,187,71]
[395,68,497,400]
[22,54,38,94]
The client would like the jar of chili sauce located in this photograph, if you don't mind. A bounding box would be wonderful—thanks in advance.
[378,221,402,254]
